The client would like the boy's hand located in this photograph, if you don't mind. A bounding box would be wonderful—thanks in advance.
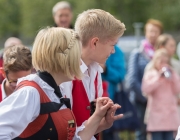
[101,104,123,129]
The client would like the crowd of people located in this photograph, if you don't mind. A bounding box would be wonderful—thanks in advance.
[126,19,180,140]
[0,1,180,140]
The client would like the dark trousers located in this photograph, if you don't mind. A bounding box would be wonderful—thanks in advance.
[134,102,147,140]
[102,130,120,140]
[151,131,173,140]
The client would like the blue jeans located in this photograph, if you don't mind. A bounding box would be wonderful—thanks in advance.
[151,131,173,140]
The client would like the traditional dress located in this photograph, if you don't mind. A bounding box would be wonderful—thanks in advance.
[0,73,94,140]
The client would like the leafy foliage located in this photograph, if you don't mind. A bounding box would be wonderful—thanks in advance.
[0,0,180,39]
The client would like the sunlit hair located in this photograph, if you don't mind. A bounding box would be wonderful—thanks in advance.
[3,45,32,72]
[52,1,72,15]
[75,9,126,46]
[155,34,174,50]
[145,19,163,34]
[150,48,171,70]
[32,27,82,79]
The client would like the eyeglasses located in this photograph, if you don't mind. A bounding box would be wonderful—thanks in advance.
[5,71,17,86]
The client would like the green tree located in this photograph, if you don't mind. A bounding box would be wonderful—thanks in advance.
[0,0,20,37]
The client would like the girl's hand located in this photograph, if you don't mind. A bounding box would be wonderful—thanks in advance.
[93,97,113,119]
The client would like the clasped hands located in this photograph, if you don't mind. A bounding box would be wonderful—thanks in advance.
[92,97,123,132]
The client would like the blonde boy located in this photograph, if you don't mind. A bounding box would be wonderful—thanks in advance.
[61,9,126,128]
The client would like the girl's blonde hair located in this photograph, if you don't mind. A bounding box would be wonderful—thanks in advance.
[155,34,174,50]
[149,48,170,70]
[32,27,82,79]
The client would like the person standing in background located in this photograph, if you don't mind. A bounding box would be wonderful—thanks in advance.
[126,19,163,140]
[145,34,180,75]
[142,48,180,140]
[101,45,126,100]
[101,45,126,140]
[52,1,73,29]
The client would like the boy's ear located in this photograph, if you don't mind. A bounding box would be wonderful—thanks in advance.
[90,37,99,49]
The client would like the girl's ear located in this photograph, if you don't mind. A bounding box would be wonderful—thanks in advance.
[0,67,6,78]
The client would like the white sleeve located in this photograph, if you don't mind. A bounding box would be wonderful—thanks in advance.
[98,72,103,97]
[60,81,73,107]
[0,86,40,140]
[73,121,96,140]
[176,126,180,140]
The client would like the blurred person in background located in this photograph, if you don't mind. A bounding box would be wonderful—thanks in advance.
[52,1,73,29]
[0,37,23,83]
[146,34,180,75]
[145,32,180,140]
[126,19,163,140]
[101,45,126,100]
[4,37,22,48]
[142,48,180,140]
[0,45,32,102]
[101,45,126,140]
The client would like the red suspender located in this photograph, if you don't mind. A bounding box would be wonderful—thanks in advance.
[94,73,98,99]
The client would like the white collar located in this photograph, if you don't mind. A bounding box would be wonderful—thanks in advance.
[1,79,7,100]
[80,60,103,74]
[80,60,88,74]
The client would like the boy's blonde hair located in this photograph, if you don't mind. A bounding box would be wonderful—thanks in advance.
[75,9,126,46]
[3,45,32,72]
[32,27,81,79]
[155,34,174,50]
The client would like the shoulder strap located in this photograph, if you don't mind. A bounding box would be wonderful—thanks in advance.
[16,81,50,103]
[37,71,71,109]
[16,81,64,114]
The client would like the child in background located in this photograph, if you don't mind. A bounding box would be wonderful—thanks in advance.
[145,34,180,74]
[142,48,180,140]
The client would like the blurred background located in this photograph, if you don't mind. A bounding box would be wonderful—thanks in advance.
[0,0,180,47]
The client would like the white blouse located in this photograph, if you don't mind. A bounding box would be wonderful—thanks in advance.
[0,74,95,140]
